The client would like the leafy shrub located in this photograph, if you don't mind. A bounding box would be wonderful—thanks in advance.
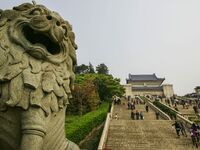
[68,73,124,115]
[67,79,100,115]
[140,96,149,102]
[65,102,110,144]
[153,101,177,119]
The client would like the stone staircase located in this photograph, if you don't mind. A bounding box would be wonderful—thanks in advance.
[104,103,194,150]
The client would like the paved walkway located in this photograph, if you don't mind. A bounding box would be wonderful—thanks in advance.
[113,104,159,121]
[176,105,195,114]
[161,101,195,115]
[105,103,195,150]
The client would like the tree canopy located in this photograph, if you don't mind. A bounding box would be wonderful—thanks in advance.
[88,62,95,73]
[68,62,124,115]
[75,64,89,74]
[68,76,100,115]
[96,63,109,74]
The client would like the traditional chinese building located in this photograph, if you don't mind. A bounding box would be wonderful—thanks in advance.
[124,73,174,99]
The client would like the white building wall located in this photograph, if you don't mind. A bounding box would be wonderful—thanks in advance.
[124,84,133,98]
[123,84,164,98]
[131,91,163,97]
[162,84,174,98]
[124,83,174,99]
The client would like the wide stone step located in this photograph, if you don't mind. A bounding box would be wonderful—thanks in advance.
[104,103,194,150]
[105,119,193,150]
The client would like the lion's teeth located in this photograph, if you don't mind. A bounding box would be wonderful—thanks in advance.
[35,43,46,50]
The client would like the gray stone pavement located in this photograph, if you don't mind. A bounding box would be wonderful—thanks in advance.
[105,103,195,150]
[176,105,195,114]
[161,101,195,115]
[112,103,160,121]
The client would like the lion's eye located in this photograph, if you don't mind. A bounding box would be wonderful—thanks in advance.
[30,9,42,15]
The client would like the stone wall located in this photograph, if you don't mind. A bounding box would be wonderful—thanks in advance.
[128,81,163,87]
[124,83,174,99]
[131,90,163,97]
[124,84,164,98]
[162,84,174,98]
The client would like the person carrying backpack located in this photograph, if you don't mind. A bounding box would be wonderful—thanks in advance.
[131,110,135,120]
[191,128,198,148]
[136,110,140,120]
[145,105,149,112]
[172,121,181,137]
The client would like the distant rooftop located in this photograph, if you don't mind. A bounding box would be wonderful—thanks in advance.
[127,73,165,82]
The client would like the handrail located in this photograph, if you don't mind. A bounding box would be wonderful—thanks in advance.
[176,114,193,129]
[157,100,194,129]
[143,96,194,129]
[137,96,144,103]
[98,103,114,150]
[147,101,171,120]
[139,96,171,120]
[110,103,114,118]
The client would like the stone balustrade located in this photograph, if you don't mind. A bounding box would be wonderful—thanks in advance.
[98,103,114,150]
[147,101,171,120]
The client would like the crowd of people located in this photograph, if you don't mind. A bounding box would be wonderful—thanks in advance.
[172,120,187,138]
[127,98,160,120]
[172,120,200,148]
[113,95,121,105]
[113,95,160,121]
[164,96,200,114]
[127,98,144,120]
[156,96,200,148]
[131,110,144,120]
[113,95,200,148]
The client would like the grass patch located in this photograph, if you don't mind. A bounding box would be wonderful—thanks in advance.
[65,102,110,144]
[79,125,104,150]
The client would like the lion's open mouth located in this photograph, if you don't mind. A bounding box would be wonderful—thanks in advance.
[22,25,61,55]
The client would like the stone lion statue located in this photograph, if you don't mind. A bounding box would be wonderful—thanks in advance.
[0,2,79,150]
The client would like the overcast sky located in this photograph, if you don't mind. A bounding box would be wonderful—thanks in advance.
[2,0,200,95]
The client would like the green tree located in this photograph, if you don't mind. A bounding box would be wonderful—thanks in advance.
[75,64,89,74]
[74,73,124,101]
[95,74,125,100]
[68,64,125,114]
[68,74,100,115]
[88,62,95,73]
[96,63,109,74]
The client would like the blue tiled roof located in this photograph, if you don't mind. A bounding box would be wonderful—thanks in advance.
[128,73,165,81]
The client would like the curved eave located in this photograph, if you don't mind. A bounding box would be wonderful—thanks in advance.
[159,78,165,84]
[127,79,165,82]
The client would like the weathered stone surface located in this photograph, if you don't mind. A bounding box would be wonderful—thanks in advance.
[0,2,79,150]
[29,57,42,73]
[42,71,55,92]
[6,74,23,106]
[23,68,41,89]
